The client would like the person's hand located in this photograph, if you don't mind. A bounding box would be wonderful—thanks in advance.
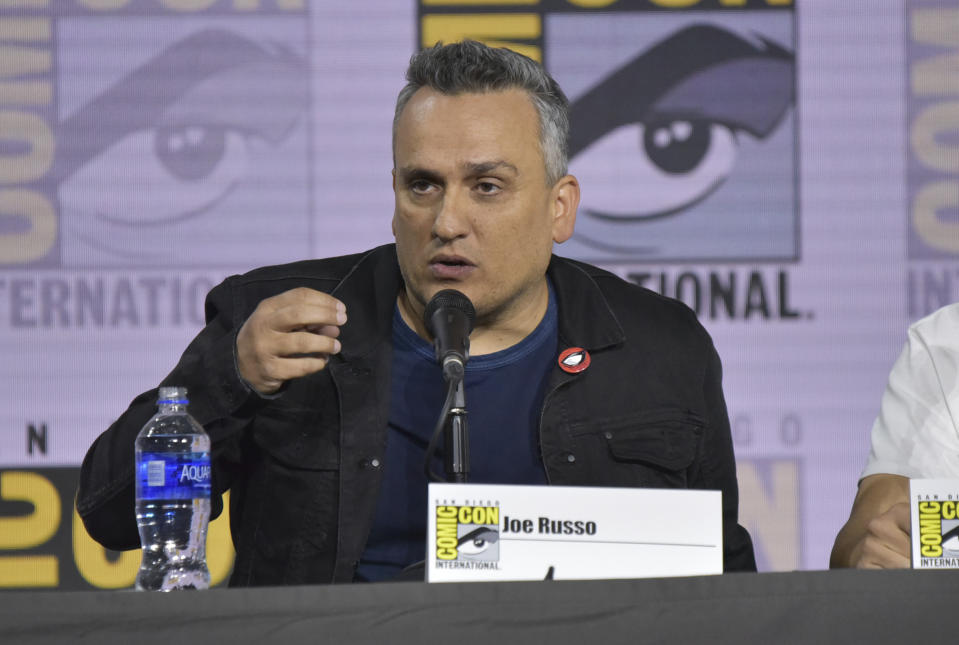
[236,288,346,395]
[850,501,911,569]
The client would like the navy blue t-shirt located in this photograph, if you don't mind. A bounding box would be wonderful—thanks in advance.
[355,286,557,582]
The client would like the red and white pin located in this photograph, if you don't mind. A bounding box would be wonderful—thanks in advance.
[558,347,590,374]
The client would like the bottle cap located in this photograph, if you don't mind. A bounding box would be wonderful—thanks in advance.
[158,386,189,405]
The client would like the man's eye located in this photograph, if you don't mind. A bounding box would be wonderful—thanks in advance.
[410,180,434,194]
[476,181,500,194]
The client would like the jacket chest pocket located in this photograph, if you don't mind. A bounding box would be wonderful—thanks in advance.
[570,410,704,488]
[251,403,340,471]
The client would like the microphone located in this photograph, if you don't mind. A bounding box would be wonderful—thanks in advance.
[423,289,476,381]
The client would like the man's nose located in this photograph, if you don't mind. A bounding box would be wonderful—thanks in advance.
[432,189,471,241]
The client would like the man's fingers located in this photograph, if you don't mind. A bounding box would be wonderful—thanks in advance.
[304,324,341,338]
[889,502,911,531]
[236,288,347,394]
[271,303,347,333]
[883,503,912,556]
[855,508,913,569]
[251,287,346,333]
[857,544,911,569]
[263,288,346,316]
[268,355,334,382]
[274,330,342,358]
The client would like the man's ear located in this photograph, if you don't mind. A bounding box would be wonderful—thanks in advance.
[551,174,580,244]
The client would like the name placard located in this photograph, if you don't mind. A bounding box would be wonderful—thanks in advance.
[910,479,959,569]
[426,483,722,582]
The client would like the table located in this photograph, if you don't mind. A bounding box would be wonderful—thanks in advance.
[3,569,957,644]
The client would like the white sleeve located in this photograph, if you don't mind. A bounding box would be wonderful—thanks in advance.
[862,304,959,480]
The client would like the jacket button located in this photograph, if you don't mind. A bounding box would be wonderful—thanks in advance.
[565,453,576,463]
[603,431,612,440]
[360,457,382,469]
[370,458,381,469]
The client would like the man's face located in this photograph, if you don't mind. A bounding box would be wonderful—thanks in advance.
[392,87,576,327]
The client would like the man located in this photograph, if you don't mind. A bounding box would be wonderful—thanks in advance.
[78,40,756,584]
[832,303,959,568]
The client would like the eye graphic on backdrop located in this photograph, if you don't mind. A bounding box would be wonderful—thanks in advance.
[566,24,794,250]
[457,526,499,557]
[572,118,738,221]
[54,29,307,262]
[64,120,253,232]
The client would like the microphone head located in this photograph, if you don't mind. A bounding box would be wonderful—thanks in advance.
[423,289,476,338]
[424,290,476,378]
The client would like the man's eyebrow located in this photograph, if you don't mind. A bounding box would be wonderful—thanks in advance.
[397,161,519,182]
[397,167,444,184]
[463,160,518,176]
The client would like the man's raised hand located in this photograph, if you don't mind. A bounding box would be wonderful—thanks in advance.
[236,288,346,395]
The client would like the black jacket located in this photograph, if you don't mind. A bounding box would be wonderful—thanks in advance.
[77,244,756,584]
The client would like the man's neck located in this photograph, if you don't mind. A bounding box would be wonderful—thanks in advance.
[396,280,550,356]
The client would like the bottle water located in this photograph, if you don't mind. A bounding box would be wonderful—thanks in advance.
[134,386,211,591]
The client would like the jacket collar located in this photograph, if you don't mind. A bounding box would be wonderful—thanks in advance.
[330,244,625,361]
[547,254,625,352]
[331,244,403,363]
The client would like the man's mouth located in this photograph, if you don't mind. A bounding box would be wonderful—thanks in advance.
[429,254,475,279]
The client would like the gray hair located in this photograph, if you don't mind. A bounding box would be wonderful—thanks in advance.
[393,40,569,185]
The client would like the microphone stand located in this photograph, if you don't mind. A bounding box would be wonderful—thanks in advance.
[422,288,475,485]
[444,377,469,483]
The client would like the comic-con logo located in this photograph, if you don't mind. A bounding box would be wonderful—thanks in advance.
[917,500,959,565]
[435,504,500,564]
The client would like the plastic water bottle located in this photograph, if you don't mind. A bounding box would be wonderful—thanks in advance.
[134,386,211,591]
